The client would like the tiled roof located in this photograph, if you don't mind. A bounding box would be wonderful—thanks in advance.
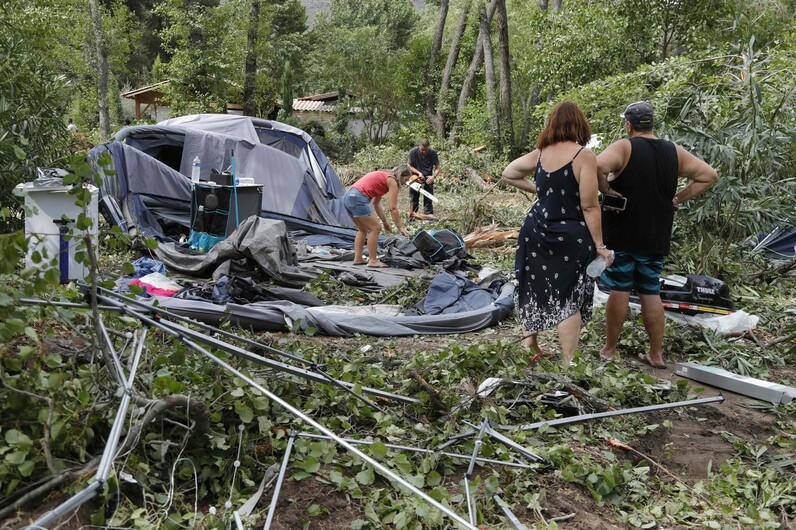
[292,100,336,112]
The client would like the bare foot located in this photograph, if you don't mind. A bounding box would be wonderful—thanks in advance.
[367,261,390,268]
[599,345,616,361]
[637,353,667,369]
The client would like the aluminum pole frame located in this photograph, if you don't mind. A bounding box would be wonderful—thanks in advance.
[296,433,533,470]
[92,289,417,407]
[233,511,245,530]
[499,395,725,432]
[27,329,148,530]
[263,432,296,530]
[103,300,477,530]
[493,494,527,530]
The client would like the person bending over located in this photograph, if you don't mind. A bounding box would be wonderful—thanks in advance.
[342,166,412,268]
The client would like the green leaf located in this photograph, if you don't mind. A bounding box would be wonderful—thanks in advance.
[5,450,27,465]
[292,470,310,481]
[6,318,25,334]
[298,456,321,473]
[234,402,253,423]
[355,466,374,485]
[24,326,39,343]
[370,441,388,459]
[18,459,36,477]
[425,470,441,487]
[13,145,26,160]
[5,430,32,448]
[307,504,321,516]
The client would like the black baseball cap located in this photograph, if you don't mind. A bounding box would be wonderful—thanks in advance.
[621,101,654,126]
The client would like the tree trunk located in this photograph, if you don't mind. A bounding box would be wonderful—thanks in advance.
[495,0,515,155]
[538,0,549,8]
[518,85,540,152]
[88,0,110,141]
[425,0,450,124]
[432,0,474,137]
[553,0,563,10]
[243,0,260,116]
[481,6,499,145]
[449,0,499,144]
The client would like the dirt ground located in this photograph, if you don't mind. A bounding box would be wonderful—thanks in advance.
[250,328,795,530]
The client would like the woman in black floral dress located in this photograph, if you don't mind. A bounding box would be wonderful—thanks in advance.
[502,101,614,367]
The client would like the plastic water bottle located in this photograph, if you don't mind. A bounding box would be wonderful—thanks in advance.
[586,250,614,278]
[191,156,201,184]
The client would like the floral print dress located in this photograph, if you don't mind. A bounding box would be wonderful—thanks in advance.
[514,148,595,334]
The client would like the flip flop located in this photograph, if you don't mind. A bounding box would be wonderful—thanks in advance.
[637,353,667,369]
[530,348,552,364]
[367,262,390,269]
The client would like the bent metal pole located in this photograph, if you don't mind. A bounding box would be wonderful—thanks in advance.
[28,328,149,530]
[95,295,477,530]
[93,288,416,407]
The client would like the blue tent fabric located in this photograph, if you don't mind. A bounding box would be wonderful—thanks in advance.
[405,272,506,316]
[760,226,796,258]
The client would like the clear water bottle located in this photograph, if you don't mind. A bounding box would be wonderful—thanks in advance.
[586,250,614,278]
[191,156,201,184]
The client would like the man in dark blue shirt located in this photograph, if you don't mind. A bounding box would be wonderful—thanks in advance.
[407,138,440,216]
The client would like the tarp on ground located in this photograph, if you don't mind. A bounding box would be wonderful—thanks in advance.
[141,271,515,337]
[153,216,314,288]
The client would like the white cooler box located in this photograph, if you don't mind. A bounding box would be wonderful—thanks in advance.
[14,178,99,282]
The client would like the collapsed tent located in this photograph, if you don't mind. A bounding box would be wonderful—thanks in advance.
[89,114,353,241]
[87,114,516,337]
[140,272,515,337]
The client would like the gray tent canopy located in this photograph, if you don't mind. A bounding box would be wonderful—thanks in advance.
[90,115,353,241]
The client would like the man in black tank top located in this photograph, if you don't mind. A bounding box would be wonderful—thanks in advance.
[595,101,718,369]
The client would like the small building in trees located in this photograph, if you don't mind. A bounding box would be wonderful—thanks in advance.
[121,81,171,122]
[291,91,378,137]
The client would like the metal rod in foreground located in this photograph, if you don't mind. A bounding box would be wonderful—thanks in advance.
[493,494,528,530]
[296,433,533,470]
[102,300,477,530]
[27,329,148,530]
[499,395,725,432]
[263,432,296,530]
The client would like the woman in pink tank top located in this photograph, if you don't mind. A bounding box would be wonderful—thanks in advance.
[343,166,412,267]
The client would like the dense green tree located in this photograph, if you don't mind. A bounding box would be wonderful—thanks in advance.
[0,1,73,230]
[328,0,417,49]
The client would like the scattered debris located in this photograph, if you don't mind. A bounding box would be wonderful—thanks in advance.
[464,222,519,249]
[675,362,796,404]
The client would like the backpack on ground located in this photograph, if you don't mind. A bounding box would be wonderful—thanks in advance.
[411,229,467,263]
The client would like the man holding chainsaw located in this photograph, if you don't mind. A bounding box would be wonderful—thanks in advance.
[407,138,441,217]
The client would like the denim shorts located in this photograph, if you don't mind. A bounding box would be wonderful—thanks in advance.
[343,187,374,218]
[600,250,665,295]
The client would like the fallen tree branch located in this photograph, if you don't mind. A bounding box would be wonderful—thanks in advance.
[409,369,448,416]
[0,456,100,521]
[744,257,796,282]
[764,332,796,349]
